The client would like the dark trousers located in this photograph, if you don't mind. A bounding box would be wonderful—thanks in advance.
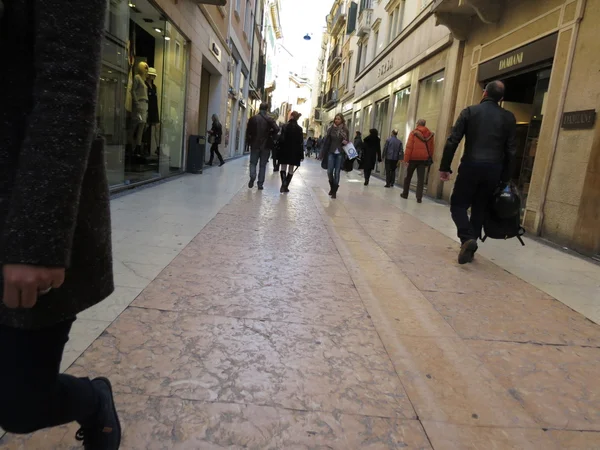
[450,163,503,243]
[385,159,398,186]
[209,142,224,164]
[402,161,427,200]
[250,148,271,186]
[364,168,372,182]
[0,319,98,434]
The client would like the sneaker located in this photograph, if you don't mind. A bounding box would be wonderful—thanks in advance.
[458,239,478,265]
[75,377,121,450]
[258,185,264,190]
[248,179,255,189]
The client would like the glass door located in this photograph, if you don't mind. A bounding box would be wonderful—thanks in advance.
[518,68,551,212]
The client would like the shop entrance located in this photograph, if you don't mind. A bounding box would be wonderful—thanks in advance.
[494,66,551,212]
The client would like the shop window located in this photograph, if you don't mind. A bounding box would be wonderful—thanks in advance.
[354,110,361,137]
[391,86,411,144]
[373,99,389,173]
[97,0,189,188]
[416,71,445,136]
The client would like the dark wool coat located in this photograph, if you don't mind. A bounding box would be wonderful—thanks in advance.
[362,134,382,171]
[278,120,304,166]
[0,0,114,329]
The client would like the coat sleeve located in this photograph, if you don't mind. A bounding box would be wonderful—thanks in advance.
[0,0,108,268]
[404,132,414,162]
[440,107,469,172]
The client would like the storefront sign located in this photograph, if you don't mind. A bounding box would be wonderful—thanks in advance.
[377,57,394,78]
[562,110,597,130]
[478,33,558,81]
[210,39,222,62]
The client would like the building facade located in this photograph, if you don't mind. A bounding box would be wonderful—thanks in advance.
[99,0,265,190]
[433,0,600,255]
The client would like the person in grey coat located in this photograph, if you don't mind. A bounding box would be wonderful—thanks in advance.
[383,129,404,188]
[0,1,121,448]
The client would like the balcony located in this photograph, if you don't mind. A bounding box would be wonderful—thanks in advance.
[432,0,504,41]
[329,3,347,35]
[323,88,339,109]
[357,1,373,37]
[327,45,342,72]
[313,109,322,122]
[191,0,227,6]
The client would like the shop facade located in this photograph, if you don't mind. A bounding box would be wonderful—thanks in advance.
[434,0,600,255]
[99,0,235,190]
[351,9,460,183]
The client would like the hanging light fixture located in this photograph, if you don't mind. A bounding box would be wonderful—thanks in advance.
[303,34,312,41]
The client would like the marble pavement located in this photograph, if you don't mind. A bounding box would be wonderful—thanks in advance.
[1,158,600,449]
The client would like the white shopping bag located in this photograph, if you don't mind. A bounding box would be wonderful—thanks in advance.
[343,142,359,160]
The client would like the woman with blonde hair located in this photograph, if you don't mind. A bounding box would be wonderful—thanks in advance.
[207,114,225,166]
[321,113,349,199]
[278,111,305,193]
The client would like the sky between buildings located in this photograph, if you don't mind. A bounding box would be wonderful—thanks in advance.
[279,0,331,80]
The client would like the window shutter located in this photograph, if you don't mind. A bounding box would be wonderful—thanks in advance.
[346,2,358,35]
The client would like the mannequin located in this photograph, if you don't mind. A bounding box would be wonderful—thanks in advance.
[129,61,149,158]
[145,67,161,157]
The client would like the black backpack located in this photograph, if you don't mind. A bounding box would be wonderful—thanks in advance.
[481,184,526,246]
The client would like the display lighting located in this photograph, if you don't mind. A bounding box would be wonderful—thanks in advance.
[128,2,135,7]
[154,27,163,33]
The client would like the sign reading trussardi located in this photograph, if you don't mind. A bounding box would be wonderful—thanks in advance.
[377,57,394,78]
[478,33,558,81]
[562,110,597,130]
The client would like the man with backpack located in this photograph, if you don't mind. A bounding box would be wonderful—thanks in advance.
[439,80,517,264]
[246,103,279,190]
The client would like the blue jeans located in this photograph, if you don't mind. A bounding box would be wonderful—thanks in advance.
[327,153,342,185]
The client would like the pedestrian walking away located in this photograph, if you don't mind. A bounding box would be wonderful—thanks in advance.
[246,103,280,190]
[383,130,404,187]
[361,129,382,186]
[321,113,349,199]
[353,131,364,168]
[402,119,435,203]
[207,114,225,167]
[278,111,305,193]
[0,1,121,448]
[439,80,517,264]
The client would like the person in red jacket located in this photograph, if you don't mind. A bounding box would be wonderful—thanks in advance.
[401,119,435,203]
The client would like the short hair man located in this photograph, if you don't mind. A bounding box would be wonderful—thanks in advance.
[246,103,280,189]
[382,129,404,188]
[439,80,517,264]
[402,119,435,203]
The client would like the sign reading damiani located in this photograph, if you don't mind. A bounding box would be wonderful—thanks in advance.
[478,33,558,82]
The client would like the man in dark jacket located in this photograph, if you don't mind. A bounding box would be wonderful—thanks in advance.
[440,80,517,264]
[246,103,280,189]
[383,130,404,188]
[0,1,121,448]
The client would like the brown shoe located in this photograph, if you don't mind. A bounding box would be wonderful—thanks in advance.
[458,239,478,265]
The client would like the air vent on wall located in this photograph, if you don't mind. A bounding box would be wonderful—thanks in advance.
[143,18,154,23]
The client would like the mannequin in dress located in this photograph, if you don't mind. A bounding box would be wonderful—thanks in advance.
[129,61,149,158]
[145,67,161,157]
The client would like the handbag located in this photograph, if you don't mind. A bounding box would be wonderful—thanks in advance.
[423,135,434,167]
[208,134,215,144]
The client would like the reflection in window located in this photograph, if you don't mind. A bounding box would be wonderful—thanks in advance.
[416,71,445,136]
[391,86,411,144]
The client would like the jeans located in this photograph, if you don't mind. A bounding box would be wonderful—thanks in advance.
[385,159,398,186]
[209,142,224,164]
[402,161,427,200]
[327,153,342,185]
[450,163,503,243]
[250,148,271,186]
[0,319,99,434]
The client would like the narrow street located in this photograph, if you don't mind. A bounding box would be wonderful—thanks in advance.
[2,158,600,449]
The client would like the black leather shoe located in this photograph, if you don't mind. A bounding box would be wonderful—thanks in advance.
[75,378,121,450]
[248,179,255,189]
[458,239,478,265]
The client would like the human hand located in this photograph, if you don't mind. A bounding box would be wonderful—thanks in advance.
[2,265,65,309]
[403,161,409,167]
[342,140,349,145]
[439,171,451,182]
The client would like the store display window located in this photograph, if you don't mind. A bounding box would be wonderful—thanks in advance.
[98,0,188,188]
[391,86,411,144]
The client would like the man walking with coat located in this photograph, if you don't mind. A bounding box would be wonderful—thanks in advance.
[439,80,517,264]
[0,0,121,448]
[402,119,435,203]
[383,130,404,188]
[246,103,280,189]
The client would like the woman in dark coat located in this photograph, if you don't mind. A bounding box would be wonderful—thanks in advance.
[207,114,225,166]
[362,128,382,186]
[278,111,305,193]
